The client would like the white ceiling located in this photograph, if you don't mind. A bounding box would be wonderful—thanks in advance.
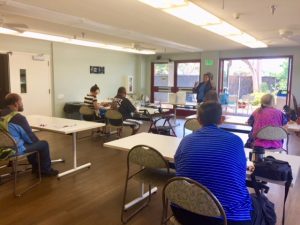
[0,0,299,53]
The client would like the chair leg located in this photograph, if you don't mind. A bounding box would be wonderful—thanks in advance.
[121,179,152,223]
[13,152,41,197]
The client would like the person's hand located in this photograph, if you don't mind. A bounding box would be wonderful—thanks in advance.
[194,81,199,87]
[247,165,255,173]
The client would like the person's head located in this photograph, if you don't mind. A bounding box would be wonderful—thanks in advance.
[203,72,213,82]
[90,84,100,95]
[197,102,222,126]
[117,87,127,97]
[204,90,219,102]
[4,93,24,112]
[260,94,274,108]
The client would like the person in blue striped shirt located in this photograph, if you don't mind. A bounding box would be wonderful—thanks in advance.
[174,102,253,225]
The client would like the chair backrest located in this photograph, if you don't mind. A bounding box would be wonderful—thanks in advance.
[79,105,95,116]
[256,126,288,140]
[105,109,123,127]
[0,130,17,160]
[292,94,299,117]
[79,105,97,121]
[183,118,201,136]
[128,145,169,169]
[162,177,227,224]
[0,111,19,132]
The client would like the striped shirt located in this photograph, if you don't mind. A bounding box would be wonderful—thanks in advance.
[84,94,97,109]
[175,125,252,222]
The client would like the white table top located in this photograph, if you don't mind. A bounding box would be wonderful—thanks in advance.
[104,132,182,161]
[104,132,300,186]
[27,115,105,134]
[286,122,300,132]
[186,115,300,132]
[138,107,170,115]
[186,114,249,126]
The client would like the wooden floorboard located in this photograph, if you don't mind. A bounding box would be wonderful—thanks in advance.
[1,119,300,225]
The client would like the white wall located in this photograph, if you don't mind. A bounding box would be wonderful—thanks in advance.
[0,34,143,117]
[52,42,139,116]
[2,33,300,115]
[146,47,300,102]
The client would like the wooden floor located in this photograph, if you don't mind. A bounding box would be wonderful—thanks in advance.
[1,119,300,225]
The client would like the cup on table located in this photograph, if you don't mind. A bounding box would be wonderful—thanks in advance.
[249,146,265,163]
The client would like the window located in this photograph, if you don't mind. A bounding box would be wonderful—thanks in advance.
[177,62,200,88]
[20,69,27,93]
[153,63,173,87]
[219,56,292,115]
[151,60,200,105]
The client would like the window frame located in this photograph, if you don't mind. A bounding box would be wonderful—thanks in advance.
[151,59,201,103]
[218,55,293,106]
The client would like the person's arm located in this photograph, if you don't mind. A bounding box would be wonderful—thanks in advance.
[124,98,137,113]
[282,112,288,125]
[18,125,33,145]
[192,82,200,93]
[247,114,255,127]
[93,97,102,110]
[13,114,39,143]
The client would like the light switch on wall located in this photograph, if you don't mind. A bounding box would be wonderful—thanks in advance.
[57,94,65,99]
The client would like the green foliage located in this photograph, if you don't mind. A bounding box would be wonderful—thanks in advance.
[251,92,267,106]
[270,60,288,91]
[260,82,270,92]
[155,64,168,75]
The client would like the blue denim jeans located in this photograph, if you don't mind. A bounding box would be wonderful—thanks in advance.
[25,140,52,173]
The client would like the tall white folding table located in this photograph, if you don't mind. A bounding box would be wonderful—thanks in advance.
[27,115,105,178]
[104,132,300,208]
[186,114,249,125]
[186,114,300,132]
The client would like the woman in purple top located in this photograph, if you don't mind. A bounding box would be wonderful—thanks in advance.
[246,94,288,149]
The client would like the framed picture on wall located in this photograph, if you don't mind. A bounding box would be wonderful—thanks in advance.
[127,76,134,93]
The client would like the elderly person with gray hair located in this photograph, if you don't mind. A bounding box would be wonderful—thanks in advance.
[245,93,288,149]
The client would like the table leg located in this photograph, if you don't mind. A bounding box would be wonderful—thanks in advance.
[169,105,180,127]
[124,184,158,210]
[57,132,91,178]
[51,159,65,164]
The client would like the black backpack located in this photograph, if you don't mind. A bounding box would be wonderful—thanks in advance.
[252,156,293,225]
[251,192,276,225]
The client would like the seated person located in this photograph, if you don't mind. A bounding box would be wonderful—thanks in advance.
[0,93,58,176]
[173,102,253,225]
[245,94,288,149]
[203,90,219,102]
[111,87,141,134]
[84,84,109,118]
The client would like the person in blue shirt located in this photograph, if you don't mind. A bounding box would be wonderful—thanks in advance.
[0,93,58,177]
[220,88,229,105]
[173,102,253,225]
[192,72,214,104]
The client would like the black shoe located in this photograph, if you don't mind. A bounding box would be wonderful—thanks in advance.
[41,168,59,177]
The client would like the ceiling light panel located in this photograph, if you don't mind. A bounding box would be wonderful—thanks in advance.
[0,28,155,54]
[139,0,267,48]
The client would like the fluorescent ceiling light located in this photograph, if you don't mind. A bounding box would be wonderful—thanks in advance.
[164,2,220,26]
[0,27,155,54]
[226,34,267,48]
[139,0,267,48]
[66,39,103,48]
[22,31,69,42]
[202,22,242,36]
[0,27,19,35]
[138,0,187,9]
[243,41,268,48]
